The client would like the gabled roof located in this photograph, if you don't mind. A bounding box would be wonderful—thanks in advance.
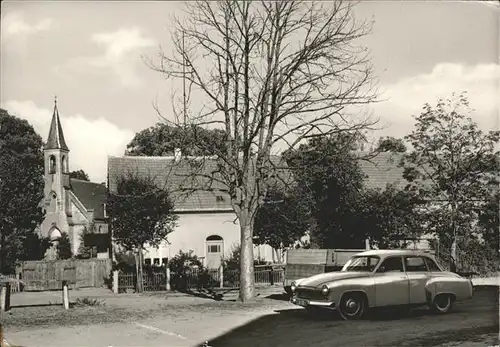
[45,99,69,151]
[107,152,406,212]
[70,178,107,220]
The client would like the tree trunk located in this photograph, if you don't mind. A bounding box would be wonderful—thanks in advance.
[239,217,255,302]
[135,247,144,293]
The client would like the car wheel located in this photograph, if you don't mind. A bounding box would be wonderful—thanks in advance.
[431,294,453,314]
[338,292,367,320]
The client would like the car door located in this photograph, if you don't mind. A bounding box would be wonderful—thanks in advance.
[404,256,430,305]
[373,256,409,307]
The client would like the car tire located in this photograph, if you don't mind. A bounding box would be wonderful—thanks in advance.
[430,293,453,314]
[338,292,367,320]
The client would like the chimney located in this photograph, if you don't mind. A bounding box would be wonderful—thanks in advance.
[174,148,182,162]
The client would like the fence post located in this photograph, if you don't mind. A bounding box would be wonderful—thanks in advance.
[270,267,274,286]
[62,280,70,310]
[91,261,96,287]
[0,283,11,312]
[219,266,224,289]
[165,266,171,291]
[112,270,119,294]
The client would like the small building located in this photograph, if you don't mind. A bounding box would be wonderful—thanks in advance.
[38,99,109,258]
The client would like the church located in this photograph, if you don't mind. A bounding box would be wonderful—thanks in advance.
[38,99,110,259]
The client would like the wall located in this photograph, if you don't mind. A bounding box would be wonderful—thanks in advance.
[142,212,274,265]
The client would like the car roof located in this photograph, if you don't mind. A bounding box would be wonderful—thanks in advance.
[355,249,436,258]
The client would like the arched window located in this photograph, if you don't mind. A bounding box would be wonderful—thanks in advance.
[48,226,62,241]
[49,155,56,174]
[206,235,223,241]
[61,155,68,173]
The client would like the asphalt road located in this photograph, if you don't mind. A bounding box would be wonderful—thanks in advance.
[205,286,499,347]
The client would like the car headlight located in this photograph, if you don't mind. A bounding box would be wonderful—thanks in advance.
[291,281,297,292]
[321,285,329,296]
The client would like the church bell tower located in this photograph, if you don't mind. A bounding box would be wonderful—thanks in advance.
[41,97,70,241]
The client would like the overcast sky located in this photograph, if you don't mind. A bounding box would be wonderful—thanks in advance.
[1,1,499,183]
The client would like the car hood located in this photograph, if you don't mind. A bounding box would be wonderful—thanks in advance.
[298,271,371,288]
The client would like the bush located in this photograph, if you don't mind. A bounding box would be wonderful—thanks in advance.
[57,233,72,260]
[168,250,208,291]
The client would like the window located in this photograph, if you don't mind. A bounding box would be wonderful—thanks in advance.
[208,244,221,253]
[61,155,68,173]
[405,257,428,272]
[377,257,404,273]
[49,155,56,174]
[424,257,442,272]
[342,256,380,272]
[145,258,152,266]
[153,258,160,266]
[161,258,168,265]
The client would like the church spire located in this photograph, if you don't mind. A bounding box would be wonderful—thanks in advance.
[45,96,69,151]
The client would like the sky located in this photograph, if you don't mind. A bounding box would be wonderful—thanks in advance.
[1,1,499,183]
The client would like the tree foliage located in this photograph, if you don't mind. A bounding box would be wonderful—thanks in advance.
[376,136,407,153]
[69,169,90,181]
[400,93,499,268]
[149,0,377,301]
[125,123,227,156]
[57,233,73,260]
[253,186,310,253]
[107,172,178,251]
[107,172,178,292]
[284,134,368,249]
[0,108,45,272]
[18,232,51,262]
[360,185,422,248]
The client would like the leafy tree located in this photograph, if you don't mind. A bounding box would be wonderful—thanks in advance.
[360,185,422,248]
[69,169,90,181]
[400,93,499,270]
[0,109,45,273]
[57,233,73,259]
[254,187,310,260]
[477,191,499,254]
[376,136,407,153]
[284,134,368,249]
[107,172,178,292]
[18,232,51,261]
[149,0,377,301]
[125,123,226,156]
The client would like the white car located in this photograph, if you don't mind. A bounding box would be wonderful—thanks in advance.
[290,249,474,320]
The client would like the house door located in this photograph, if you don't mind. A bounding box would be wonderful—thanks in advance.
[206,235,223,269]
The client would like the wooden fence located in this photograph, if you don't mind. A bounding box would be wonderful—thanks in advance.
[118,266,285,293]
[18,258,112,291]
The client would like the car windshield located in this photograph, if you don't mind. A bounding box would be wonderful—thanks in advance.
[342,256,380,272]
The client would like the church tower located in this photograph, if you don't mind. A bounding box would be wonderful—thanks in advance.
[41,97,70,241]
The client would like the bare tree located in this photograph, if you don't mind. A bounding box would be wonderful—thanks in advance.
[147,0,378,301]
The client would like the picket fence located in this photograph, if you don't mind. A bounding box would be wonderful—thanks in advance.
[118,266,285,292]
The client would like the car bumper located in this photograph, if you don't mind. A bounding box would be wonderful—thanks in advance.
[290,297,336,309]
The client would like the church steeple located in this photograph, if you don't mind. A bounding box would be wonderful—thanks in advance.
[45,96,69,151]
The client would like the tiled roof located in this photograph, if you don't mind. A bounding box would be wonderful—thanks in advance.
[107,155,291,212]
[70,179,107,220]
[356,152,407,190]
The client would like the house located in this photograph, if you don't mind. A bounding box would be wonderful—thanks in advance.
[107,154,287,268]
[38,99,109,259]
[107,150,425,268]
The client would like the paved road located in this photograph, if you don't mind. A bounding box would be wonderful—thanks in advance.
[3,287,499,347]
[206,287,499,347]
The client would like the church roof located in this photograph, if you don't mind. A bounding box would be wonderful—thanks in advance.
[45,98,69,151]
[70,179,107,220]
[107,152,408,212]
